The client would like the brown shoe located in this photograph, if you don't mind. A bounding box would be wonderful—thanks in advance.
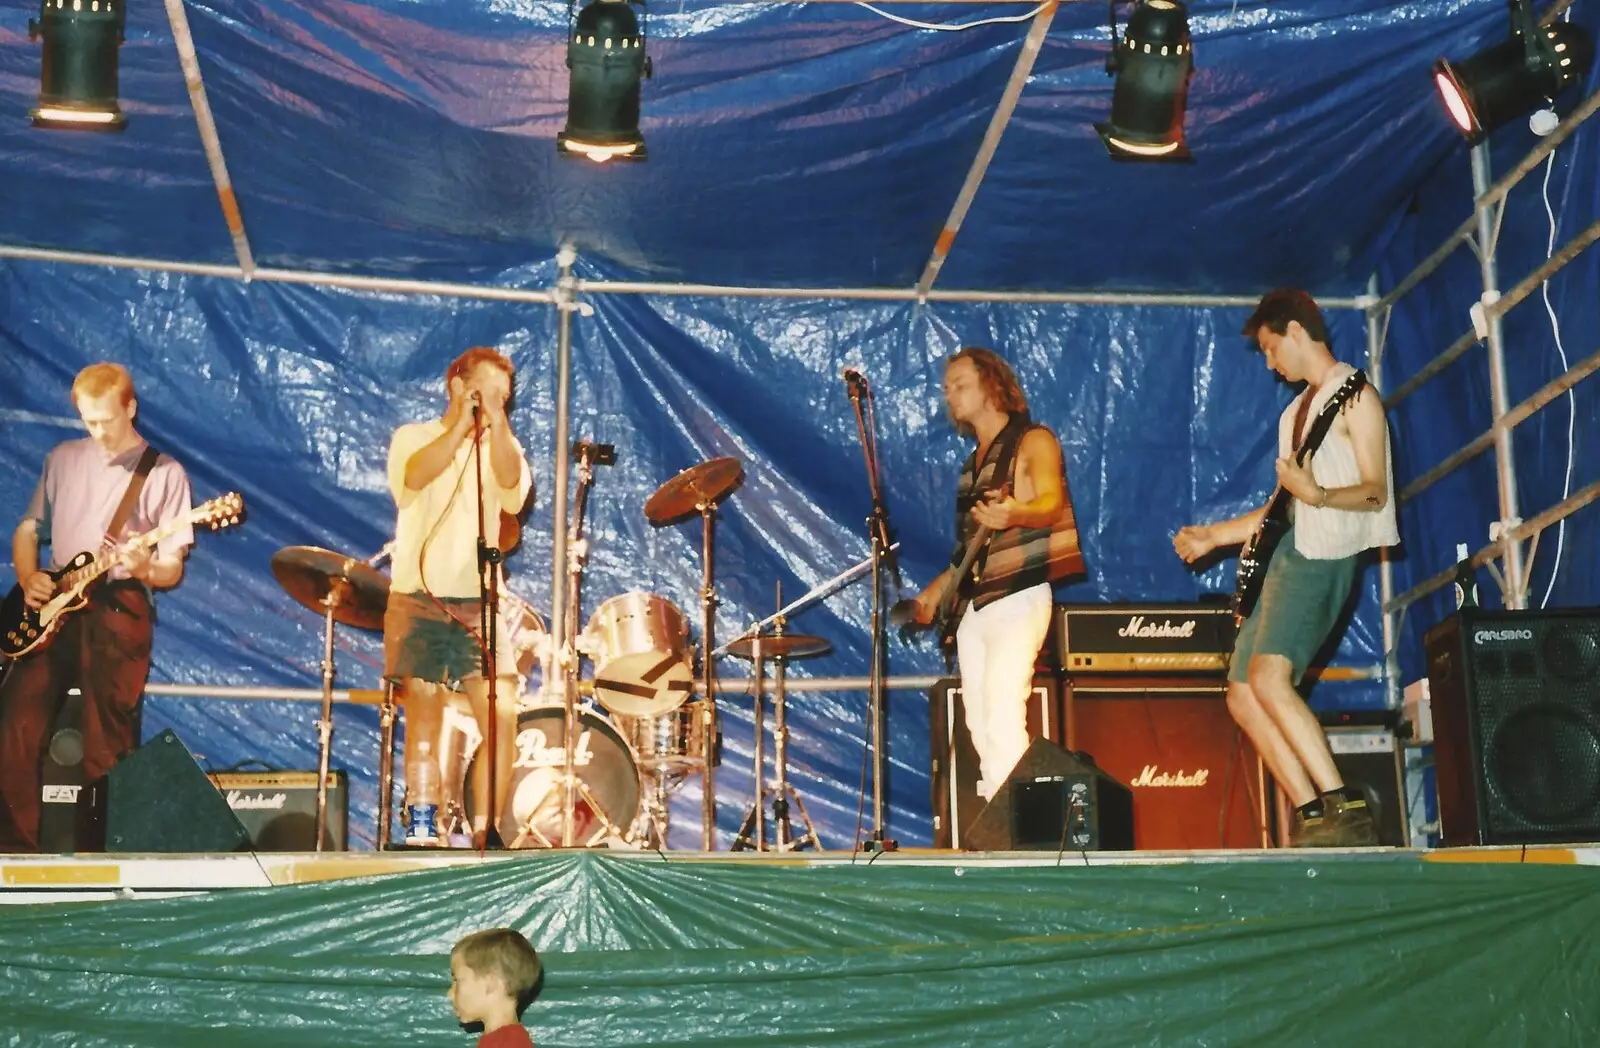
[1322,793,1381,847]
[1289,807,1341,847]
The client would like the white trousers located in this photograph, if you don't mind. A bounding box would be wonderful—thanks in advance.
[954,583,1053,797]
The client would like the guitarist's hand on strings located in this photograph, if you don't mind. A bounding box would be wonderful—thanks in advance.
[20,571,55,610]
[970,491,1019,531]
[1274,457,1323,507]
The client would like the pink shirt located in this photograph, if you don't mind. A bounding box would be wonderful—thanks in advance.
[23,437,193,577]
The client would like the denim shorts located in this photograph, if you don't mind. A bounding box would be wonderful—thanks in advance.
[1229,527,1357,685]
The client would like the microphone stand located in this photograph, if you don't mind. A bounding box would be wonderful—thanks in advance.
[471,401,503,848]
[845,372,899,852]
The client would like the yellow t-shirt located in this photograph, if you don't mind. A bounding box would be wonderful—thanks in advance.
[387,420,533,598]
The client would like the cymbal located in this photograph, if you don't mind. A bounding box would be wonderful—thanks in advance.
[270,545,390,631]
[644,457,745,525]
[724,633,832,661]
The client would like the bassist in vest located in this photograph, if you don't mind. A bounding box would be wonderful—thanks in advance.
[1174,290,1398,848]
[907,347,1085,802]
[0,364,194,853]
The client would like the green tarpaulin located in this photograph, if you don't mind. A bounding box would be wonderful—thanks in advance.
[2,853,1597,1046]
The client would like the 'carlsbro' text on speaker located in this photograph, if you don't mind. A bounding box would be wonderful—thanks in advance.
[1425,608,1600,847]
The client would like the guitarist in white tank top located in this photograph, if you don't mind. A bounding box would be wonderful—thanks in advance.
[1174,289,1398,848]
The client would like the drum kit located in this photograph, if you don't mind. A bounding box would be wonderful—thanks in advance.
[267,454,838,852]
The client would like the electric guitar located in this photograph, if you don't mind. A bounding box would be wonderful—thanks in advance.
[892,487,1007,651]
[0,492,245,659]
[1233,370,1368,620]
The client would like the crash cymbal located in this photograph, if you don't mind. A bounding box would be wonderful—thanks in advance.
[644,457,745,525]
[270,545,390,631]
[724,633,832,661]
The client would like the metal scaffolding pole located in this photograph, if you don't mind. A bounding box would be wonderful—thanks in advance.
[1470,142,1527,610]
[549,247,578,846]
[1365,274,1400,710]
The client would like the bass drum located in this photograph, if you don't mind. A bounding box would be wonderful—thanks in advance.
[496,706,641,847]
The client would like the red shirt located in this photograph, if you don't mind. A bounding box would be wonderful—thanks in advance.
[479,1024,534,1048]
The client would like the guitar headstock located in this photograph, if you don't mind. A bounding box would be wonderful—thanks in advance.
[1328,370,1369,412]
[196,492,246,531]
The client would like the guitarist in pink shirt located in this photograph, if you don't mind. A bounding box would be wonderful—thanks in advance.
[0,363,194,852]
[1174,289,1398,847]
[908,347,1085,802]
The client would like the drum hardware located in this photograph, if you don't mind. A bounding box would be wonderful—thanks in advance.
[732,585,829,852]
[270,544,390,853]
[556,440,621,847]
[645,456,745,851]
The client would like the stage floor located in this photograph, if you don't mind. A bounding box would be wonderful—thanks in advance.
[3,842,1596,904]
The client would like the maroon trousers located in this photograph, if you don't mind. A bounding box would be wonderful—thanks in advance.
[0,581,152,852]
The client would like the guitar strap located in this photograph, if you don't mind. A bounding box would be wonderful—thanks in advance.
[969,413,1032,582]
[104,445,161,548]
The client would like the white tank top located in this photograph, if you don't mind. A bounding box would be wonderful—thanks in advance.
[1279,361,1400,560]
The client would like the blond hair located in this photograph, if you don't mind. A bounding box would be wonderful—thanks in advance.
[71,362,136,407]
[453,928,542,1010]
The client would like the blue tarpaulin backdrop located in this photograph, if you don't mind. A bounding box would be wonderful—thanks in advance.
[0,0,1595,848]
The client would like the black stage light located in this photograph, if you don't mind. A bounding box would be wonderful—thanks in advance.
[1434,0,1593,143]
[558,0,650,162]
[29,0,127,131]
[1095,0,1194,161]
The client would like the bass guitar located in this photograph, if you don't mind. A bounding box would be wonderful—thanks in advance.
[1233,370,1367,620]
[892,487,1006,652]
[1,492,245,659]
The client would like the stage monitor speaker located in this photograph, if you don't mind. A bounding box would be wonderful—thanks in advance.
[928,676,1061,850]
[964,738,1134,852]
[1425,608,1600,847]
[1068,680,1268,850]
[105,730,253,853]
[208,770,349,851]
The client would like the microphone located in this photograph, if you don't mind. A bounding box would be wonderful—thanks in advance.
[469,390,482,423]
[842,366,868,394]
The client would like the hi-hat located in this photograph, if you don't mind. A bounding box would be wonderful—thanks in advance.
[270,546,390,631]
[724,634,832,661]
[644,457,744,525]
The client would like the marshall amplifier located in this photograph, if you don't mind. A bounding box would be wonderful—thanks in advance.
[207,770,349,851]
[1057,602,1235,675]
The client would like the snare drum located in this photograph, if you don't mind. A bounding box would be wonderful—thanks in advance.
[582,592,694,717]
[490,705,641,848]
[615,700,713,774]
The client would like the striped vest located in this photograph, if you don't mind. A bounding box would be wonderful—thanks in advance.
[951,416,1086,613]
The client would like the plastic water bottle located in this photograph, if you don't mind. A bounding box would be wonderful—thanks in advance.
[405,740,441,846]
[1452,543,1478,610]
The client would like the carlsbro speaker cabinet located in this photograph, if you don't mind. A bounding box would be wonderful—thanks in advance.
[1426,608,1600,847]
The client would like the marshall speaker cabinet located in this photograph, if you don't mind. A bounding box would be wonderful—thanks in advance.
[1066,679,1269,850]
[1425,608,1600,847]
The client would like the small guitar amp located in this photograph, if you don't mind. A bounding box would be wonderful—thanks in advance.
[1056,602,1235,675]
[206,769,348,851]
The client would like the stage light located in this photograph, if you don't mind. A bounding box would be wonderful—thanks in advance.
[558,0,650,163]
[1095,0,1194,162]
[28,0,127,131]
[1433,0,1593,144]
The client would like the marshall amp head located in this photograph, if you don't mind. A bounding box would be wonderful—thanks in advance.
[1057,602,1235,675]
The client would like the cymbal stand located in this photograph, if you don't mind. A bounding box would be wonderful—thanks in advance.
[313,574,350,854]
[559,443,618,847]
[376,678,397,849]
[697,499,722,851]
[731,632,766,851]
[771,646,822,851]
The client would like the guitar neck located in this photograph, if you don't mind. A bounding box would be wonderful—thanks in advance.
[62,518,185,590]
